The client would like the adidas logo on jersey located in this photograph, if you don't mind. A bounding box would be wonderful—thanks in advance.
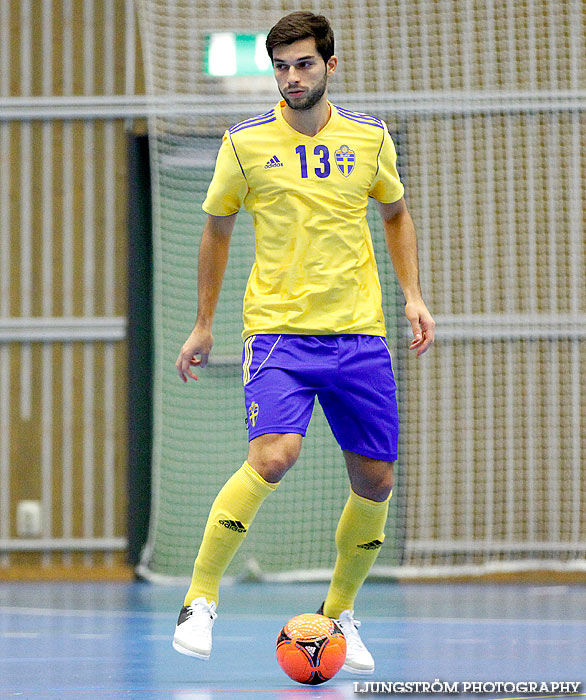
[264,155,283,169]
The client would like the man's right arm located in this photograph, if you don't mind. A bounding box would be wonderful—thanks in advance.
[175,213,237,382]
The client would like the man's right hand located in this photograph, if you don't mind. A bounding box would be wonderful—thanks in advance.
[175,327,214,383]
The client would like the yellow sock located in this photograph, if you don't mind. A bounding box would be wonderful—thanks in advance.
[323,488,391,619]
[184,461,278,606]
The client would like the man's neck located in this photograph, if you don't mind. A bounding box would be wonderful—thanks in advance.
[281,98,331,137]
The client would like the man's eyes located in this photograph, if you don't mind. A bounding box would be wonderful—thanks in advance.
[275,62,314,70]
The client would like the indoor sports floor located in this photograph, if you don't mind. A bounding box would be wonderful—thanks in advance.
[1,581,585,700]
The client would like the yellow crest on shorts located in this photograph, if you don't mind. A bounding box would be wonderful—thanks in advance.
[248,401,259,427]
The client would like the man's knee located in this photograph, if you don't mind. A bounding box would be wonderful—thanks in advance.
[344,451,395,502]
[248,433,302,483]
[363,467,394,501]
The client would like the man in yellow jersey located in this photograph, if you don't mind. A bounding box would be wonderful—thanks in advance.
[173,11,435,673]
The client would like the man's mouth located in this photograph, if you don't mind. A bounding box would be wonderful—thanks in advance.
[287,89,305,97]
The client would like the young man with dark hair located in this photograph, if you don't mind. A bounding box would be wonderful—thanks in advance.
[173,11,435,674]
[265,10,334,64]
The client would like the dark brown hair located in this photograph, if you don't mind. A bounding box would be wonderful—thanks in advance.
[266,11,334,65]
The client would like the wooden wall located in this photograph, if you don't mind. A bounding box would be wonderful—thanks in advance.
[0,0,145,577]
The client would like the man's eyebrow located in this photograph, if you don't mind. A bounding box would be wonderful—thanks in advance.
[273,55,316,64]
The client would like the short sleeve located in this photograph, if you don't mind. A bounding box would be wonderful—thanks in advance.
[368,124,404,204]
[202,131,248,216]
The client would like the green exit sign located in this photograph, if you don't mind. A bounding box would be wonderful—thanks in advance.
[205,33,273,77]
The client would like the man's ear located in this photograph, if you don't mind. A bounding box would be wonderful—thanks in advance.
[326,55,338,76]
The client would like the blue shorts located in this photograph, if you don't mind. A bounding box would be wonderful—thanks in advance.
[241,334,398,461]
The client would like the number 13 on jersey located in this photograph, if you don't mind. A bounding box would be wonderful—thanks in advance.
[295,144,331,179]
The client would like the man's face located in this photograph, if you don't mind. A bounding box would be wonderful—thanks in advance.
[272,37,336,111]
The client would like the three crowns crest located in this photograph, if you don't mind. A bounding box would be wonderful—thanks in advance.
[335,144,356,177]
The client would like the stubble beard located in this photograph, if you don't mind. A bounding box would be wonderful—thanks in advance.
[279,69,328,111]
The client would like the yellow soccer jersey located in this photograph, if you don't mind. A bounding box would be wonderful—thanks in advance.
[202,100,404,340]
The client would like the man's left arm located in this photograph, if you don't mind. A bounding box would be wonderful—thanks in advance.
[377,197,435,357]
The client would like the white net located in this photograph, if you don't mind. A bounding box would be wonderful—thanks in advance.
[136,0,586,580]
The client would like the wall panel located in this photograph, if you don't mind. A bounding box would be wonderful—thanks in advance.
[0,0,140,573]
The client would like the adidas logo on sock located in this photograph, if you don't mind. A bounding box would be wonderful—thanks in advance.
[219,519,247,533]
[357,538,384,550]
[264,155,283,169]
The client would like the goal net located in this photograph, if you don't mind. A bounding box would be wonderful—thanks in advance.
[136,0,586,581]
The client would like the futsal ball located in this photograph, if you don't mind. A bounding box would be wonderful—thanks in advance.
[276,613,346,685]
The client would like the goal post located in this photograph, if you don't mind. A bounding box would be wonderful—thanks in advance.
[135,0,586,582]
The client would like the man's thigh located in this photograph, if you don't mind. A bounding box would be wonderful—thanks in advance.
[242,335,322,442]
[318,335,399,462]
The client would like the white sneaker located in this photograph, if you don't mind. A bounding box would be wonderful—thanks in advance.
[337,609,375,675]
[172,597,217,660]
